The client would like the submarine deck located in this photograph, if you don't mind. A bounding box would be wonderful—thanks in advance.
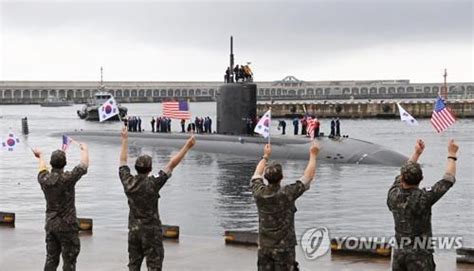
[56,130,408,166]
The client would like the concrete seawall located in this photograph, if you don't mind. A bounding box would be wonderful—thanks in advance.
[0,96,215,104]
[258,100,474,118]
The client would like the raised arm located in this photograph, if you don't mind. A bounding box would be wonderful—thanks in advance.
[417,139,459,207]
[79,143,89,168]
[445,139,458,177]
[120,127,128,166]
[253,144,271,177]
[33,148,48,172]
[408,139,425,163]
[165,135,196,172]
[301,141,320,187]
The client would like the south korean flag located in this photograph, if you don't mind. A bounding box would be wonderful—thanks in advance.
[254,109,272,138]
[2,132,20,151]
[99,97,119,122]
[397,102,418,126]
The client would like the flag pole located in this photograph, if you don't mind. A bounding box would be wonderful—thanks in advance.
[443,69,448,101]
[267,112,271,145]
[69,136,79,146]
[15,127,34,153]
[23,141,34,153]
[115,98,123,122]
[268,102,273,145]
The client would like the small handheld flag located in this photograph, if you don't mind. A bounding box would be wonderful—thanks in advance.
[431,96,456,133]
[306,117,317,140]
[61,135,73,151]
[397,103,418,126]
[254,109,271,139]
[99,97,119,122]
[2,132,20,151]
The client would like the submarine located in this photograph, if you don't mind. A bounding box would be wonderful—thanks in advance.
[62,36,408,166]
[62,131,407,166]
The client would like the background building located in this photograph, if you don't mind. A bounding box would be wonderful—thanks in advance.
[0,76,472,104]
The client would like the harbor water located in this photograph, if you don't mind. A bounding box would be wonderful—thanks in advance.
[0,102,473,270]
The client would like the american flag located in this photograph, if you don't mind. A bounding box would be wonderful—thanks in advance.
[306,117,317,140]
[431,97,456,133]
[61,135,73,151]
[162,101,191,119]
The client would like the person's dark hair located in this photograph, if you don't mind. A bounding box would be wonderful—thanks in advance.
[264,162,283,184]
[135,155,152,174]
[400,161,423,185]
[50,150,67,169]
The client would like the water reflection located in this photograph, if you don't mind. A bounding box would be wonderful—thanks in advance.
[193,152,214,167]
[129,145,143,158]
[214,157,258,232]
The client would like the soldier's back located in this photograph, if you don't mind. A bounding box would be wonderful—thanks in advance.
[38,165,87,231]
[119,165,170,228]
[251,179,307,249]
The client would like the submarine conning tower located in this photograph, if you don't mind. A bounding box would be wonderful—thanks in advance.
[217,83,257,135]
[216,36,257,135]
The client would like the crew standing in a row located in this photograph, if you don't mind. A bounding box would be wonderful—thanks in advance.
[127,116,142,132]
[152,117,172,133]
[330,117,341,138]
[225,64,253,83]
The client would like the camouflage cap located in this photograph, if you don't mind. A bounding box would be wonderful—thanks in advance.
[264,161,283,184]
[400,161,423,185]
[135,155,152,169]
[50,150,67,169]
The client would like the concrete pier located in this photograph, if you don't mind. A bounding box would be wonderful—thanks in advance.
[1,228,471,270]
[258,100,474,118]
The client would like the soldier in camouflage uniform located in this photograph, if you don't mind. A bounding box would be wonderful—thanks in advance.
[250,141,320,271]
[118,127,195,271]
[33,143,89,271]
[387,139,459,271]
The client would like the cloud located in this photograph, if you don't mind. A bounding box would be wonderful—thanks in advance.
[1,0,472,81]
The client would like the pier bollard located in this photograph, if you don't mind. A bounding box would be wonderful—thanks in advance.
[457,248,474,264]
[330,238,391,257]
[21,117,29,135]
[162,224,180,239]
[224,230,258,246]
[78,218,93,232]
[0,212,15,227]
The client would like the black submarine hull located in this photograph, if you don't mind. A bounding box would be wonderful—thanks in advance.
[60,131,408,166]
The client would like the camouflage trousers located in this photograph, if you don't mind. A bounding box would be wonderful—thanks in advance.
[258,247,299,271]
[392,249,436,271]
[44,230,80,271]
[128,225,164,271]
